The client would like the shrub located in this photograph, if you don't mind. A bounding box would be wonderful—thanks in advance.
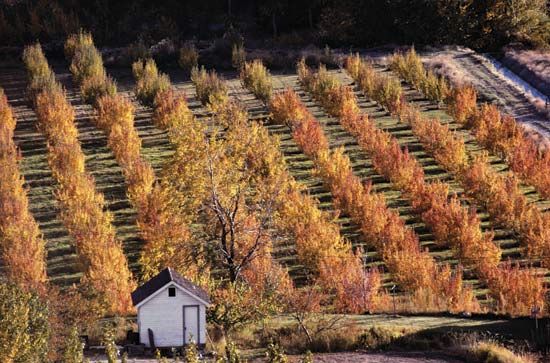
[138,90,206,281]
[484,262,546,317]
[390,49,449,104]
[65,31,118,104]
[306,62,500,313]
[152,88,190,129]
[345,55,405,114]
[124,39,151,63]
[374,75,403,114]
[345,54,377,100]
[232,43,246,70]
[63,325,84,363]
[132,58,171,106]
[460,153,550,267]
[240,59,272,103]
[0,282,50,362]
[69,40,105,84]
[318,253,382,314]
[102,326,118,363]
[468,341,535,363]
[22,43,61,97]
[401,105,468,173]
[64,30,93,60]
[80,73,116,105]
[178,42,199,73]
[184,342,200,363]
[356,326,408,350]
[446,84,477,124]
[190,66,228,108]
[266,341,288,363]
[229,86,358,296]
[96,94,154,206]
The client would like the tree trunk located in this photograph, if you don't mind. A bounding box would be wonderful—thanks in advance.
[308,7,313,29]
[297,317,313,344]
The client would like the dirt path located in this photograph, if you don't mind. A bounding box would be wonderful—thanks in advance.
[422,46,550,144]
[290,352,465,363]
[86,351,465,363]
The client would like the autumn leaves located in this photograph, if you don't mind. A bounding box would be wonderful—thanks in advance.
[22,43,134,314]
[8,36,550,317]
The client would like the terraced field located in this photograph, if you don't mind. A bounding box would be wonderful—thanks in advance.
[2,58,549,308]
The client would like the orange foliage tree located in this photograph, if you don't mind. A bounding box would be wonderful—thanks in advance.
[23,43,135,315]
[0,88,47,291]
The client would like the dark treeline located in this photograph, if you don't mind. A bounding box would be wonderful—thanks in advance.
[0,0,548,50]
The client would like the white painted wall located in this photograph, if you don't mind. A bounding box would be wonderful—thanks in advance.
[137,283,207,347]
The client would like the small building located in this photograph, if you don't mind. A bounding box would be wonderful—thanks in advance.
[131,267,210,348]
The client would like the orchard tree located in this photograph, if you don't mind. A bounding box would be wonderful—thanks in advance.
[202,132,280,283]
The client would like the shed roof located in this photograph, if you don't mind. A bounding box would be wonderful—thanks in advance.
[131,267,211,306]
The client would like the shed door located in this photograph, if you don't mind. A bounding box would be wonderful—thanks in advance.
[183,305,200,345]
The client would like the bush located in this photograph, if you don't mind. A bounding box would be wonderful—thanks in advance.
[190,66,228,108]
[446,84,477,125]
[232,43,246,70]
[132,58,171,106]
[356,326,408,350]
[124,39,151,63]
[64,30,93,61]
[22,43,61,97]
[345,54,403,114]
[240,60,272,103]
[80,73,116,105]
[266,341,288,363]
[65,31,118,104]
[69,41,105,84]
[0,282,50,362]
[178,42,199,73]
[389,49,449,104]
[63,325,84,363]
[466,341,534,363]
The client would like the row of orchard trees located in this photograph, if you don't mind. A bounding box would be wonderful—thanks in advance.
[63,31,191,283]
[297,57,545,316]
[22,43,135,315]
[0,77,129,362]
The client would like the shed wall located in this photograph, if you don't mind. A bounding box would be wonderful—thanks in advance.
[138,284,206,347]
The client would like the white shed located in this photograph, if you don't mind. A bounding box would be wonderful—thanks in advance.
[131,267,210,348]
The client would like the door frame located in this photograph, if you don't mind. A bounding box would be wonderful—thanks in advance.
[182,305,200,345]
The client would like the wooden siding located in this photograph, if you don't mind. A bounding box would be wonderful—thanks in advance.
[138,283,206,347]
